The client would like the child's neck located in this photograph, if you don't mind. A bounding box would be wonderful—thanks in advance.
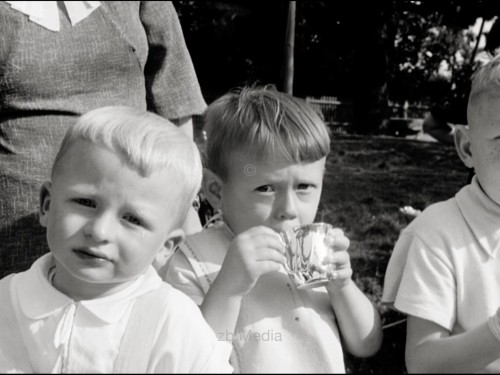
[51,267,139,301]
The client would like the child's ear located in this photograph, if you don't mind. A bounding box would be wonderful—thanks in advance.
[154,228,185,269]
[39,181,52,227]
[203,169,223,210]
[454,125,474,169]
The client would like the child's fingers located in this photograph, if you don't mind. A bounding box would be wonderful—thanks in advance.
[327,267,353,280]
[259,226,289,253]
[257,260,284,274]
[330,227,344,237]
[331,234,350,252]
[334,250,350,265]
[241,226,287,254]
[324,228,350,252]
[324,229,342,246]
[255,247,287,264]
[252,245,287,264]
[322,249,350,266]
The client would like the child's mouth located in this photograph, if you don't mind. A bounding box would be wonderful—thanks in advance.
[73,248,111,262]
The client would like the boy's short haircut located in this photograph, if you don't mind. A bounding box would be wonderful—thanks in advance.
[468,48,500,123]
[203,85,331,180]
[52,106,202,227]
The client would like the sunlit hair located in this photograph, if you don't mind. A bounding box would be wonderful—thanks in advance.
[204,85,330,180]
[52,106,202,227]
[467,48,500,124]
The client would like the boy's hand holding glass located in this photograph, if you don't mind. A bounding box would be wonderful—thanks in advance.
[215,226,287,297]
[280,223,351,289]
[323,228,352,291]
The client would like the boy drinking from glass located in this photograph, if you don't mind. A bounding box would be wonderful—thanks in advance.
[161,86,382,372]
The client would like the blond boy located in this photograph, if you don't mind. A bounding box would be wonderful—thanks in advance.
[383,52,500,373]
[0,106,232,373]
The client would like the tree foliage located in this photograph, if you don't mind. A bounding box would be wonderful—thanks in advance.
[389,1,500,106]
[173,1,288,101]
[173,1,500,131]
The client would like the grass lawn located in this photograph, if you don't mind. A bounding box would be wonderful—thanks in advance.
[319,133,469,373]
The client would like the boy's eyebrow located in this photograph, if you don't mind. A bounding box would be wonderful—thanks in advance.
[259,174,322,185]
[66,185,98,195]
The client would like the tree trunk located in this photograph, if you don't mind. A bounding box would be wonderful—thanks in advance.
[283,1,296,95]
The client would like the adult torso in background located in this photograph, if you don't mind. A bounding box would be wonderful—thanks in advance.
[0,1,183,277]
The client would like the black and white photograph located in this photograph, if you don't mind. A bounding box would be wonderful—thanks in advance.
[1,1,500,373]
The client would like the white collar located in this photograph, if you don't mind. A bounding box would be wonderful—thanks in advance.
[14,253,162,323]
[4,1,101,31]
[456,175,500,258]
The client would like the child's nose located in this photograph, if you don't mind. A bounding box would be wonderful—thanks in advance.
[276,191,298,220]
[84,213,113,242]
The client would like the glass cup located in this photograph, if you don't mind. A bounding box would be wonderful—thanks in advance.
[279,222,335,289]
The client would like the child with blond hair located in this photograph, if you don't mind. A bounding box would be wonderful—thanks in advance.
[383,51,500,373]
[161,85,382,372]
[0,106,232,373]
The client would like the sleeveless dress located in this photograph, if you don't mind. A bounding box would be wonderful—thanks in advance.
[0,1,206,277]
[165,222,346,373]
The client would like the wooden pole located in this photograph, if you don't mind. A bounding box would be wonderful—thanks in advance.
[283,1,296,94]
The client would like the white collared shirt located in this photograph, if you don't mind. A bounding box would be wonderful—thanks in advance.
[4,1,101,31]
[382,175,500,371]
[12,254,159,373]
[4,254,233,373]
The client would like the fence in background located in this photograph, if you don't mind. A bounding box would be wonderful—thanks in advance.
[306,97,430,132]
[194,98,429,138]
[388,100,430,120]
[306,96,353,133]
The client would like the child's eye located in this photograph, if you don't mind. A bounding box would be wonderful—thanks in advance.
[123,213,142,226]
[256,185,274,193]
[73,198,96,208]
[297,183,314,191]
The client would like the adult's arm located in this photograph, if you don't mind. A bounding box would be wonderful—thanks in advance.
[140,1,206,122]
[140,2,205,234]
